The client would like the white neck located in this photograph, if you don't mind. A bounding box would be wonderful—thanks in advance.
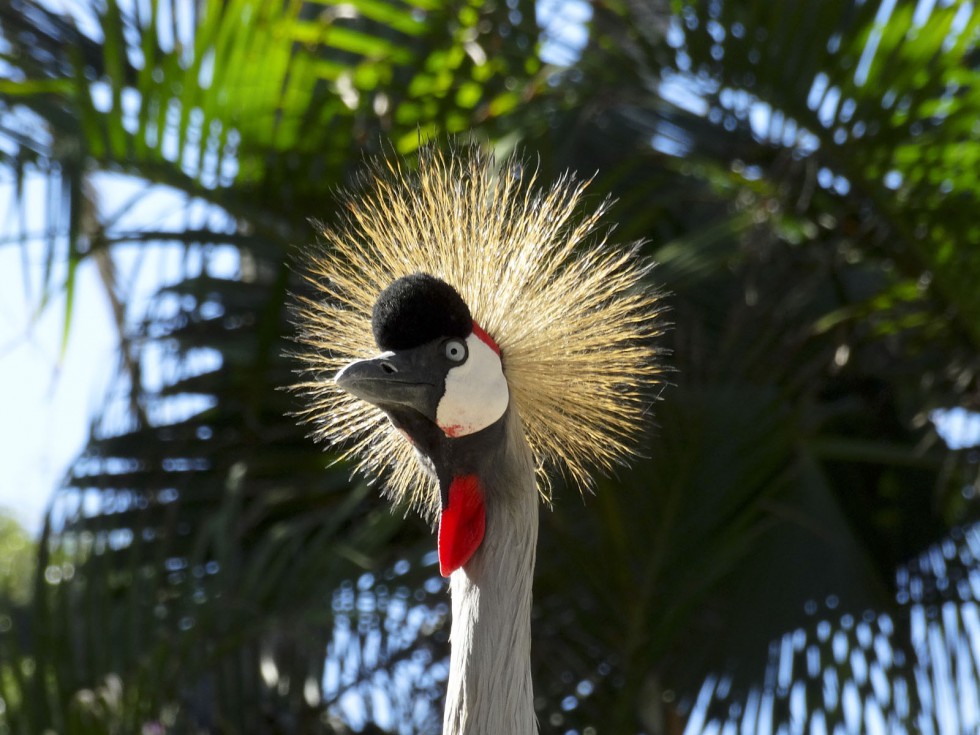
[442,411,539,735]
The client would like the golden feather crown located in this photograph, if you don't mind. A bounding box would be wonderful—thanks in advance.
[293,145,665,520]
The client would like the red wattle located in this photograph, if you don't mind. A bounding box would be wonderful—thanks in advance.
[438,475,486,577]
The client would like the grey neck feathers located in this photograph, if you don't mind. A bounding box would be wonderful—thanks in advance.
[442,407,539,735]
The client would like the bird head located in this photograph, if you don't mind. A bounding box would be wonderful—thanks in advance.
[292,145,665,576]
[336,273,508,443]
[334,272,510,575]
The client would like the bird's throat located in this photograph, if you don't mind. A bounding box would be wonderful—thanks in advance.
[387,407,505,578]
[438,475,486,576]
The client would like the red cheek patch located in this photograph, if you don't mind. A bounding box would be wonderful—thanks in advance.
[438,475,486,577]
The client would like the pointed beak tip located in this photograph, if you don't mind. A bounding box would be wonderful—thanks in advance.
[333,369,356,396]
[334,359,372,398]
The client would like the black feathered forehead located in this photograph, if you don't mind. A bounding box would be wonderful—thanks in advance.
[372,273,472,351]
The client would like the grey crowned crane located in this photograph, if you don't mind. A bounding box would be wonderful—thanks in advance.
[294,146,664,734]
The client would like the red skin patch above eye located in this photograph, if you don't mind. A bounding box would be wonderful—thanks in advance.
[470,321,500,355]
[438,475,486,577]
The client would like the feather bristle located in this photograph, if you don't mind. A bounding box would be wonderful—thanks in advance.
[292,146,665,520]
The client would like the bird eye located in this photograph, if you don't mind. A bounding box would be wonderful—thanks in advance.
[444,339,467,363]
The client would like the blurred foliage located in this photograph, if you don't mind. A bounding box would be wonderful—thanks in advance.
[1,0,979,733]
[0,512,34,606]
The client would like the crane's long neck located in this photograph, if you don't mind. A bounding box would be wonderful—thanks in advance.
[442,409,539,735]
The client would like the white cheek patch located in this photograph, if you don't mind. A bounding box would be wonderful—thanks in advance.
[436,332,509,437]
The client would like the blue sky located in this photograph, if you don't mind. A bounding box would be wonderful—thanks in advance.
[0,171,237,535]
[0,231,114,534]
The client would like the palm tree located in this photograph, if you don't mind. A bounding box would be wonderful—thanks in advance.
[1,0,978,732]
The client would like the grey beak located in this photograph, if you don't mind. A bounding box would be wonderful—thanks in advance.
[335,351,440,415]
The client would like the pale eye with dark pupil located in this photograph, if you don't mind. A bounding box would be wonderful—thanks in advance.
[445,339,467,362]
